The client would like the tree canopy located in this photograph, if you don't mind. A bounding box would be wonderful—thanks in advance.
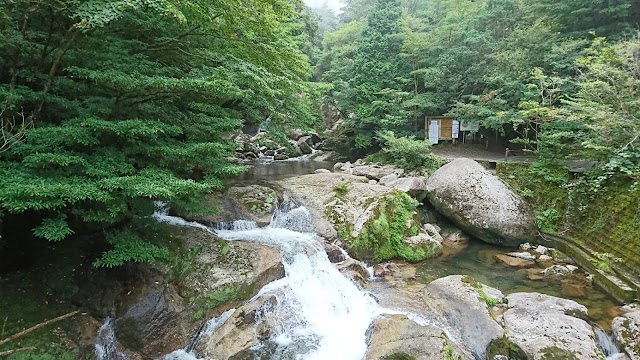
[0,0,316,265]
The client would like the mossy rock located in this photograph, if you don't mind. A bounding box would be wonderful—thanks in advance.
[337,191,442,263]
[486,337,527,360]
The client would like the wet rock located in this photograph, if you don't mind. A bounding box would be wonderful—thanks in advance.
[178,229,284,309]
[337,258,370,287]
[533,245,549,255]
[364,314,470,360]
[495,254,535,267]
[403,231,443,258]
[561,280,588,298]
[443,229,470,243]
[196,292,280,359]
[324,243,347,263]
[502,292,603,360]
[425,158,537,246]
[543,265,572,277]
[296,136,313,154]
[527,268,545,280]
[175,185,278,226]
[612,309,640,360]
[373,263,401,277]
[114,283,192,358]
[519,243,533,251]
[422,223,444,243]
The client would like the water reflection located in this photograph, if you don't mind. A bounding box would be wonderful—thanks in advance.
[232,158,334,183]
[416,240,622,330]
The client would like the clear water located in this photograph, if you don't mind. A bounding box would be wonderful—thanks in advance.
[415,240,622,330]
[232,157,333,183]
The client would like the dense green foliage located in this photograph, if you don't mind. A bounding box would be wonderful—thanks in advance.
[375,131,445,172]
[0,0,315,265]
[317,0,639,182]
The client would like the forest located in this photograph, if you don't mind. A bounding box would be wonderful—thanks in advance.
[0,0,638,273]
[1,0,639,358]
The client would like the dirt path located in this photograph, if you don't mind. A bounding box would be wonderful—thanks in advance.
[432,144,534,163]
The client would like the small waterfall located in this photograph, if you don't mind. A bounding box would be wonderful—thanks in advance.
[152,202,214,234]
[95,318,128,360]
[212,220,258,231]
[214,204,382,359]
[161,309,237,360]
[594,326,622,359]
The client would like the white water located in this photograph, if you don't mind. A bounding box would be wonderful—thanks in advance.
[215,205,382,359]
[594,326,623,359]
[161,309,237,360]
[95,318,128,360]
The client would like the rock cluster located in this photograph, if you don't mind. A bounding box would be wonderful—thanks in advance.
[234,129,322,161]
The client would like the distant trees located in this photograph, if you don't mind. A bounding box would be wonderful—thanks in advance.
[317,0,638,182]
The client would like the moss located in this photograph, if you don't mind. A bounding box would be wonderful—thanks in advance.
[539,346,578,360]
[486,337,527,360]
[497,161,640,282]
[461,275,502,307]
[0,278,77,359]
[381,353,416,360]
[349,191,440,263]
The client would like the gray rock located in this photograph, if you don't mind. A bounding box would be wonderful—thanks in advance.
[612,310,640,360]
[368,179,378,185]
[175,185,278,226]
[296,136,313,154]
[420,275,504,359]
[379,173,398,186]
[115,283,193,358]
[389,176,427,197]
[351,165,402,180]
[425,158,537,246]
[314,169,331,174]
[365,314,470,360]
[503,292,603,360]
[443,229,470,243]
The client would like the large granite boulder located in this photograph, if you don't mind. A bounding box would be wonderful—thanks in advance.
[612,309,640,360]
[502,292,604,360]
[425,158,537,246]
[365,314,470,360]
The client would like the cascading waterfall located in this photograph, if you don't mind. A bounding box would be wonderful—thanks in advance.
[95,318,128,360]
[594,326,623,359]
[137,201,455,359]
[213,204,382,359]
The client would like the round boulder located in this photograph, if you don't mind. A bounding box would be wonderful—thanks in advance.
[425,158,537,246]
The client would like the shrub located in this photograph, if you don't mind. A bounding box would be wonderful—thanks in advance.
[376,131,445,173]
